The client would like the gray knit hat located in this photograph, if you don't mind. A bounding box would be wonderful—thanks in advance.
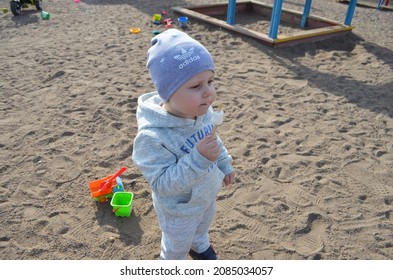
[147,29,215,102]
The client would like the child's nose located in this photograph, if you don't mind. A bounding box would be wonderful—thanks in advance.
[203,85,215,98]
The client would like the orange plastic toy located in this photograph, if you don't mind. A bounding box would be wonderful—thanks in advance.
[89,167,127,202]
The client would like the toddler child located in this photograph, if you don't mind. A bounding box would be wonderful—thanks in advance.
[132,29,235,260]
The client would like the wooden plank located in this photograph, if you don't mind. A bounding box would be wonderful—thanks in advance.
[174,1,252,16]
[183,1,252,16]
[171,1,354,47]
[172,6,274,45]
[274,29,352,47]
[276,25,354,42]
[337,0,393,11]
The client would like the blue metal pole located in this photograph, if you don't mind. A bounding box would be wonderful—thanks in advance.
[300,0,313,29]
[377,0,384,10]
[269,0,283,39]
[227,0,236,25]
[344,0,357,26]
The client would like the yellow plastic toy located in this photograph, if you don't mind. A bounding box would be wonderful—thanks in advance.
[130,27,141,34]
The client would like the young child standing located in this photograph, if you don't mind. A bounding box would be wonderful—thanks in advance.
[132,29,235,260]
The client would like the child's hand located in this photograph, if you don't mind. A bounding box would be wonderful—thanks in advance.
[197,135,220,162]
[224,172,235,186]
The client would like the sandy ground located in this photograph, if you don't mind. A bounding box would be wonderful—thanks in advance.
[0,0,392,260]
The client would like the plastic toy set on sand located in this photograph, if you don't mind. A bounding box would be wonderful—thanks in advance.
[130,10,190,36]
[9,0,42,16]
[89,167,134,217]
[6,0,82,19]
[151,10,189,30]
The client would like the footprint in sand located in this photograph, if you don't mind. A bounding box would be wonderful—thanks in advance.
[285,184,323,207]
[342,161,392,198]
[280,185,327,256]
[379,151,393,163]
[289,212,326,256]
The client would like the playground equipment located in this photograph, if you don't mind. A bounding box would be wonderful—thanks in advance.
[377,0,390,9]
[10,0,42,16]
[172,0,359,47]
[338,0,392,11]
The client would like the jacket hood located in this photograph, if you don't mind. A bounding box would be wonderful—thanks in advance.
[136,91,213,131]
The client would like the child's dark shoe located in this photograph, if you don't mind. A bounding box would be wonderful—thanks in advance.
[189,245,218,260]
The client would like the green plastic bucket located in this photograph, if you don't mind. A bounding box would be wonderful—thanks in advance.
[110,192,133,217]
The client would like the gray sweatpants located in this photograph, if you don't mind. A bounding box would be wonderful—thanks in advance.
[154,201,217,260]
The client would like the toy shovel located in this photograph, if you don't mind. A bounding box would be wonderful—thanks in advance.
[94,166,127,196]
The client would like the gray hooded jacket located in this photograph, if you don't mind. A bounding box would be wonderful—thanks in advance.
[132,92,234,217]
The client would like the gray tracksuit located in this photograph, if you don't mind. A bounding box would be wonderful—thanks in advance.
[132,92,234,259]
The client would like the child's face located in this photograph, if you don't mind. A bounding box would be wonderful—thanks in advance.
[163,70,216,119]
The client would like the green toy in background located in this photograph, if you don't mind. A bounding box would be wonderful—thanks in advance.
[10,0,42,16]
